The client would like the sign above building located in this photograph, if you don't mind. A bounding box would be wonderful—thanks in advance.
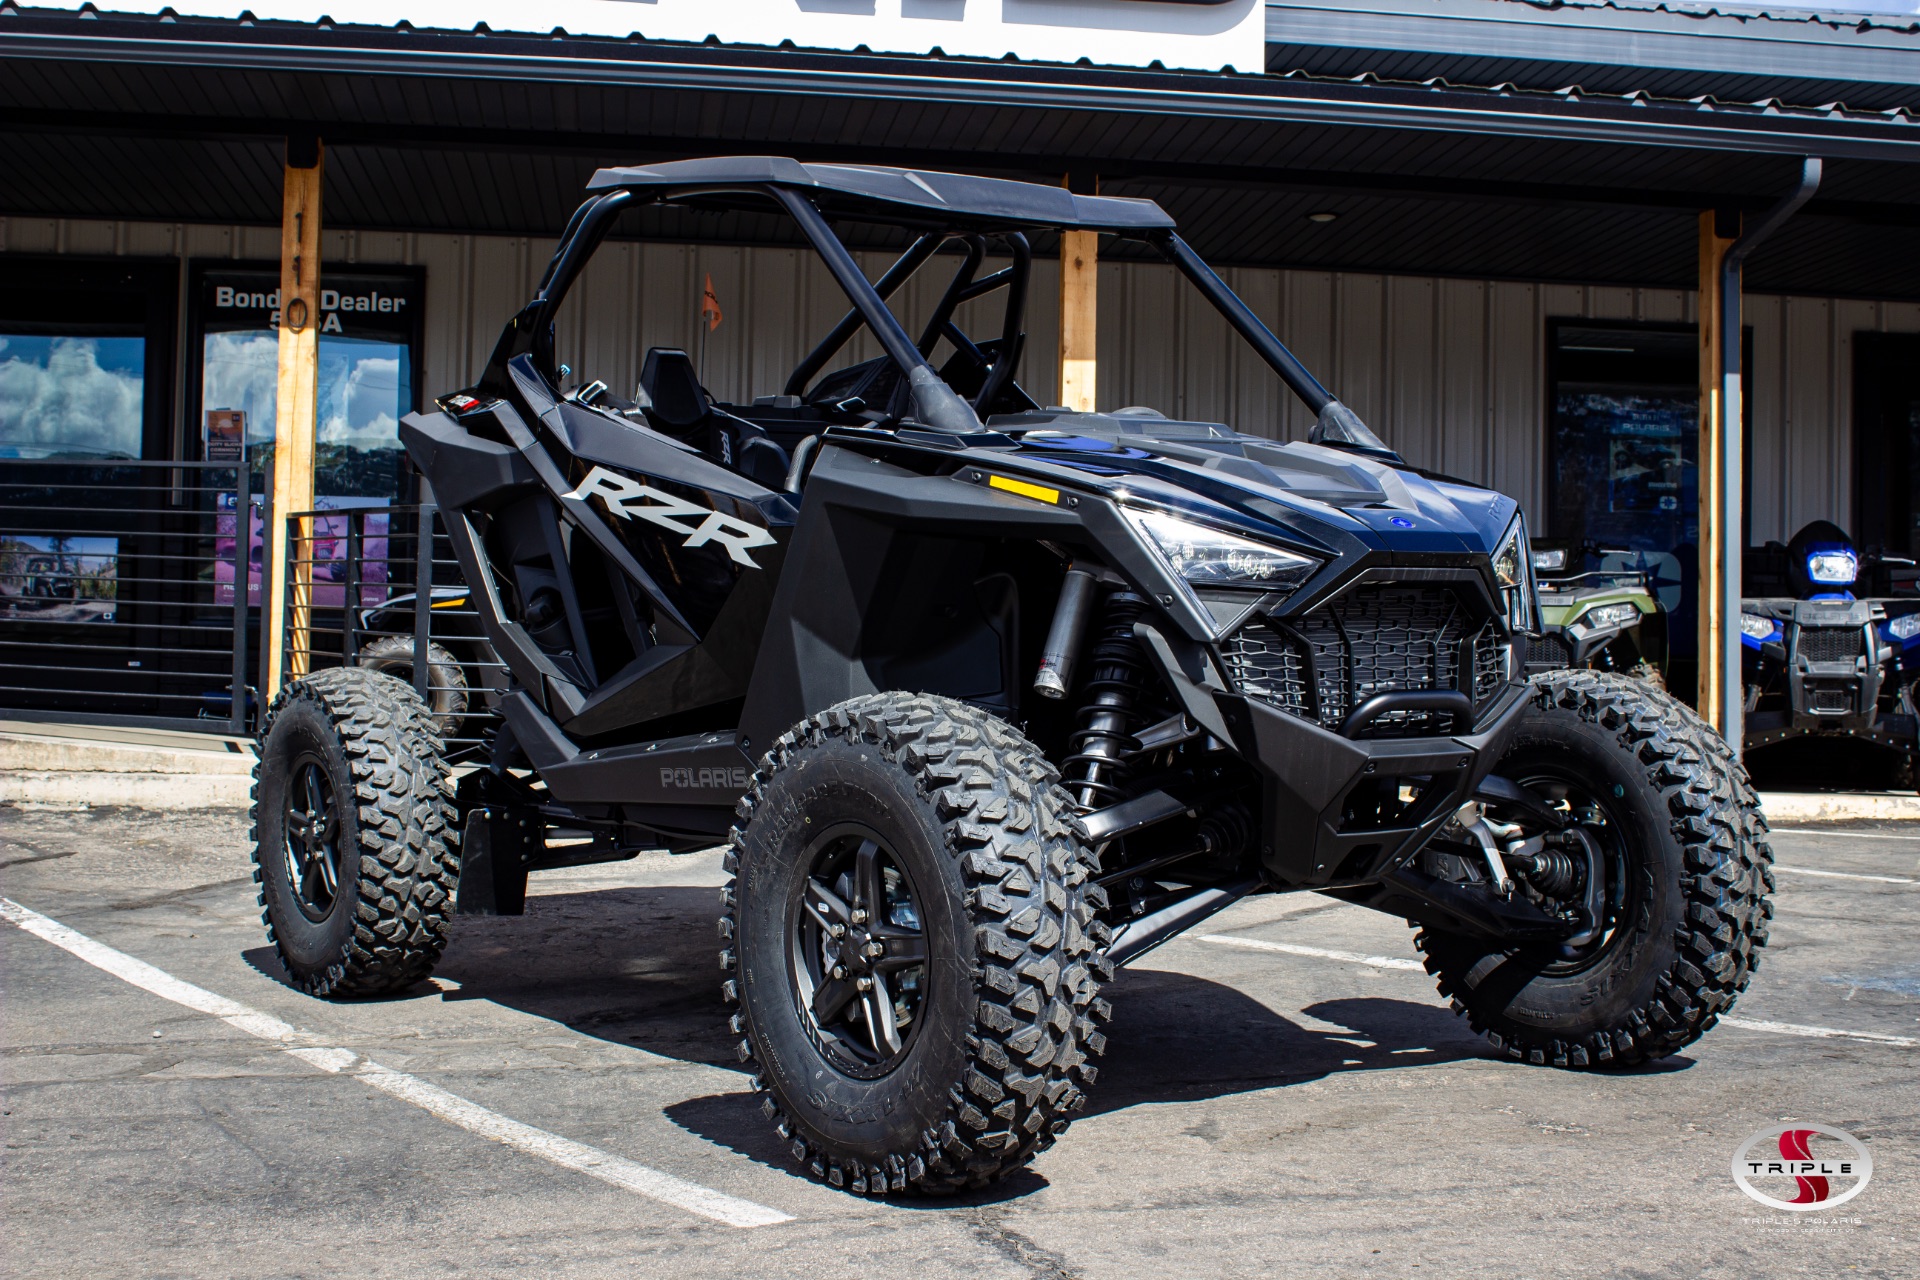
[82,0,1265,72]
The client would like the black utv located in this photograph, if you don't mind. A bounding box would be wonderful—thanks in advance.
[252,158,1773,1197]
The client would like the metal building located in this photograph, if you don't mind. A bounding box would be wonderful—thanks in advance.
[2,0,1917,742]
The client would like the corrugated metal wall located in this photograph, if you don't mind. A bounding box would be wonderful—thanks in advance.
[6,216,1917,544]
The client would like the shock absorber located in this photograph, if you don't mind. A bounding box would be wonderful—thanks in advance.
[1063,590,1152,811]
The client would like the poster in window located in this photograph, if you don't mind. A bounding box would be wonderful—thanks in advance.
[204,409,245,462]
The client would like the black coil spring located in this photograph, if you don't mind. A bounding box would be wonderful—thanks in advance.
[1064,590,1152,810]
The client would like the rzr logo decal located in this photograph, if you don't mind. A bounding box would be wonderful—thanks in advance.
[565,466,775,569]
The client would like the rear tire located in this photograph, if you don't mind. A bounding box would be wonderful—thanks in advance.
[1415,670,1769,1068]
[251,667,458,997]
[723,693,1111,1195]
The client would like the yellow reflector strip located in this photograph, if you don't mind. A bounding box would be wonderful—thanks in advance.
[987,475,1060,505]
[430,597,468,608]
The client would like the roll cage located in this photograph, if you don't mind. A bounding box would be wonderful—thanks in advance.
[481,157,1387,453]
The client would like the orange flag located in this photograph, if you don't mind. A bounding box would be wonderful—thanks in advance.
[700,273,723,332]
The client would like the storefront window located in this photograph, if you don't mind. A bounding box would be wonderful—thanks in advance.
[1546,323,1700,556]
[192,266,422,499]
[0,331,146,460]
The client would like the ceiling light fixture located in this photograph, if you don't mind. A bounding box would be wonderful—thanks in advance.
[1306,211,1338,223]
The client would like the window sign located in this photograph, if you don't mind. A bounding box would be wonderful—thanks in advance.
[194,267,421,499]
[0,331,146,460]
[191,264,420,609]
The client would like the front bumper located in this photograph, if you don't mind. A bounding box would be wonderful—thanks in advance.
[1214,681,1530,889]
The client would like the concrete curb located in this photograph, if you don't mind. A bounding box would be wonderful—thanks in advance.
[1757,791,1920,823]
[1,771,253,809]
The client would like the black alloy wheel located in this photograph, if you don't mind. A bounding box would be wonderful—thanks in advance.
[283,753,345,922]
[791,826,930,1076]
[251,667,459,997]
[1412,669,1770,1069]
[1503,769,1633,974]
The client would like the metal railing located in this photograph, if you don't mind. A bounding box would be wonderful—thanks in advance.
[281,503,505,761]
[0,459,253,734]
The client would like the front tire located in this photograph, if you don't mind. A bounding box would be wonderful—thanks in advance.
[723,694,1111,1195]
[1416,671,1769,1068]
[251,667,458,997]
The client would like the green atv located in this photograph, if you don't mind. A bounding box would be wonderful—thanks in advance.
[1526,542,1668,689]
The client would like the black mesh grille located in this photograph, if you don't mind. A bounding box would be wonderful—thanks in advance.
[1216,627,1309,717]
[1221,585,1505,738]
[1525,633,1570,670]
[1799,627,1863,664]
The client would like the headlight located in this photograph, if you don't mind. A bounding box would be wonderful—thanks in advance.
[1579,602,1640,630]
[1493,524,1525,589]
[1530,546,1568,573]
[1806,550,1858,585]
[1491,517,1536,631]
[1740,613,1777,641]
[1889,613,1920,642]
[1122,507,1320,592]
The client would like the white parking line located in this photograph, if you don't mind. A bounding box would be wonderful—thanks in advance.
[1771,828,1920,841]
[1191,932,1916,1050]
[0,897,792,1229]
[1773,865,1916,885]
[1717,1017,1917,1048]
[1194,934,1425,971]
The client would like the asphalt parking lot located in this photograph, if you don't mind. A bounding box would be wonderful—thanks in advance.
[4,804,1916,1279]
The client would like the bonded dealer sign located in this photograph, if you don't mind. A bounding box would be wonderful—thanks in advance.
[68,1,1265,71]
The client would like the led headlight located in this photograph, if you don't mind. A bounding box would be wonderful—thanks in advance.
[1740,613,1777,641]
[1888,613,1920,642]
[1530,546,1568,573]
[1578,601,1641,631]
[1806,550,1858,586]
[1122,507,1320,593]
[1491,517,1536,631]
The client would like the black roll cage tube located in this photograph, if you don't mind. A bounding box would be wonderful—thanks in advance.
[505,186,1342,428]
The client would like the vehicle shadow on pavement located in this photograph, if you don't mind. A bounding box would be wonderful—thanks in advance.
[247,884,1495,1202]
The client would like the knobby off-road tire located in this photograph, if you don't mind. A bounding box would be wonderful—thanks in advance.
[251,667,458,997]
[357,635,470,742]
[1415,670,1771,1068]
[722,693,1112,1196]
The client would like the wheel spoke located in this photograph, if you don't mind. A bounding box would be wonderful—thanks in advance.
[304,767,326,818]
[853,839,884,919]
[864,973,901,1055]
[803,877,853,930]
[872,928,927,971]
[315,844,339,895]
[812,975,857,1025]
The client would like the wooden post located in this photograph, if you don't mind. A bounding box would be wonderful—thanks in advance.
[1058,172,1098,412]
[1696,209,1738,729]
[265,136,323,698]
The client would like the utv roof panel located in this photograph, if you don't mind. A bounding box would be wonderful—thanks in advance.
[584,156,1177,232]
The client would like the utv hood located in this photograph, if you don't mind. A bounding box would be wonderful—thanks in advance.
[988,412,1517,558]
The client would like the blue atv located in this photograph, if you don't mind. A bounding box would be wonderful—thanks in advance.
[1741,520,1920,773]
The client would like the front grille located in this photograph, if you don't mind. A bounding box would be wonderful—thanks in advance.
[1809,686,1854,714]
[1525,633,1571,671]
[1216,626,1310,717]
[1799,626,1863,664]
[1221,585,1505,738]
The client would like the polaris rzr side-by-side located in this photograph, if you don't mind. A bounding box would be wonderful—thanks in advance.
[251,158,1772,1197]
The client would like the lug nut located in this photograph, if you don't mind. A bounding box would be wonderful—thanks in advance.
[866,942,884,958]
[851,908,868,924]
[856,977,873,991]
[832,965,847,980]
[829,924,846,938]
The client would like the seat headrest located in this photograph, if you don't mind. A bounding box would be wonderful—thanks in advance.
[640,348,708,429]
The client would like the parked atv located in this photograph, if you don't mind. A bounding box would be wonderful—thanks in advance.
[251,158,1771,1197]
[1741,519,1919,769]
[1526,542,1667,688]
